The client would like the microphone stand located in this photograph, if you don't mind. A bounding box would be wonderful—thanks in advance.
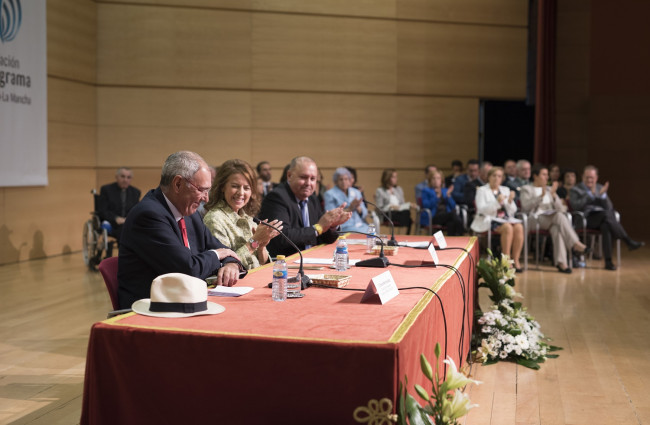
[342,230,389,268]
[365,200,398,246]
[253,218,312,290]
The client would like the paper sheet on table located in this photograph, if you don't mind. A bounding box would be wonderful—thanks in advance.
[398,241,430,248]
[491,217,522,224]
[343,238,367,245]
[296,258,361,265]
[208,286,254,297]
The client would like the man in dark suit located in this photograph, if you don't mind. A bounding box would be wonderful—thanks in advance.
[117,151,246,309]
[258,156,352,257]
[570,165,644,270]
[256,161,277,197]
[97,167,141,246]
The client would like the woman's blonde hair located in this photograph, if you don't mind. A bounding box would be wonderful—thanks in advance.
[205,159,260,216]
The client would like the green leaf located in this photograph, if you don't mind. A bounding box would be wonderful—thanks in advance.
[548,345,563,351]
[546,354,560,358]
[516,358,541,370]
[435,343,441,359]
[483,358,499,366]
[420,354,434,381]
[397,382,408,425]
[405,393,433,425]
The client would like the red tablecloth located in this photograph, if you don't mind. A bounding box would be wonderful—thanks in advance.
[81,236,477,425]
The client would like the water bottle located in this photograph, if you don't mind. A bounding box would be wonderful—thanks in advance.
[335,239,349,271]
[272,255,287,302]
[366,223,376,253]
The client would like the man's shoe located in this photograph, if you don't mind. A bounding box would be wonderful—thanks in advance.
[628,240,645,251]
[556,265,572,274]
[605,261,617,271]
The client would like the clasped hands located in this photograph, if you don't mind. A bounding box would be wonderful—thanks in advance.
[319,202,353,232]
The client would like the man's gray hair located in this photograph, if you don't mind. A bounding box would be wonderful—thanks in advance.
[115,166,132,175]
[516,159,530,170]
[159,151,207,188]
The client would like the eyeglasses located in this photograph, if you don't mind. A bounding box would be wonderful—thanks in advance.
[183,177,210,195]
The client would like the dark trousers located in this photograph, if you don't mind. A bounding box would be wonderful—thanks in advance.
[388,210,412,235]
[586,210,629,260]
[432,211,464,236]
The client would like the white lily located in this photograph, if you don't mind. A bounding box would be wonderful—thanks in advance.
[441,389,479,420]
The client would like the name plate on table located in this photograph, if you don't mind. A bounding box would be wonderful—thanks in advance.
[428,243,439,265]
[433,230,447,249]
[361,270,399,305]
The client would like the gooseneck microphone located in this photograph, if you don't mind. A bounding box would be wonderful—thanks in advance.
[253,217,311,290]
[341,230,389,268]
[364,200,398,246]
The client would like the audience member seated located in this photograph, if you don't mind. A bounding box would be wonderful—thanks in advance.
[375,168,414,234]
[345,166,366,203]
[520,164,588,273]
[420,169,463,236]
[463,161,492,207]
[259,156,351,257]
[415,164,438,201]
[471,166,525,272]
[445,159,463,188]
[203,159,283,270]
[504,159,531,200]
[504,159,517,186]
[256,161,277,197]
[451,159,479,206]
[117,151,246,309]
[569,165,644,270]
[548,163,561,185]
[97,167,141,257]
[555,168,576,200]
[324,167,369,233]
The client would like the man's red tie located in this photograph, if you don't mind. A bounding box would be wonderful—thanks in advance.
[178,217,190,248]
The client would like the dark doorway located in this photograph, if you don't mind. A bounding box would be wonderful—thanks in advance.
[480,100,535,167]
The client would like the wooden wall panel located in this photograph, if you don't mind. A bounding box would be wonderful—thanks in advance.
[47,0,97,83]
[253,92,395,131]
[48,79,96,125]
[397,21,527,97]
[97,88,251,127]
[97,4,251,88]
[99,0,250,9]
[252,14,397,93]
[48,123,97,167]
[398,0,527,26]
[1,169,95,264]
[251,129,394,169]
[251,0,396,18]
[96,128,252,167]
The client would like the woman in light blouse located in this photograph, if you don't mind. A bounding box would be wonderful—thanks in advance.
[203,159,282,270]
[470,166,525,272]
[520,164,587,273]
[374,168,413,234]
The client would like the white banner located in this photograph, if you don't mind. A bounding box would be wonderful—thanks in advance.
[0,0,47,187]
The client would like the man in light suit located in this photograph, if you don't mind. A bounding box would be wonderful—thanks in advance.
[570,165,644,270]
[117,151,246,309]
[97,167,141,255]
[258,156,352,257]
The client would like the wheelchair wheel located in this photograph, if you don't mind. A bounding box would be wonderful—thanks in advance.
[82,220,96,267]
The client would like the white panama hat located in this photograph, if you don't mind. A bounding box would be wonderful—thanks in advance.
[132,273,225,318]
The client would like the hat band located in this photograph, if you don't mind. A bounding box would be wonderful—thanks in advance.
[150,300,207,313]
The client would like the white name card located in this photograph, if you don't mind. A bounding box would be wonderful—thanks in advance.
[433,230,447,249]
[361,271,399,305]
[428,243,439,265]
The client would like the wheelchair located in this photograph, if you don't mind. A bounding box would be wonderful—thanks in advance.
[82,189,110,270]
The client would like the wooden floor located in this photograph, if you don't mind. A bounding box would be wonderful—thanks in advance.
[0,248,649,425]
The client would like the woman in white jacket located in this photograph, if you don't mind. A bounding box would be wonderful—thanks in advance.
[471,166,525,272]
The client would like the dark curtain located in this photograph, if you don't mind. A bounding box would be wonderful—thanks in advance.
[533,0,557,165]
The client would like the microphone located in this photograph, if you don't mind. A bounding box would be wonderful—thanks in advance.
[341,230,389,268]
[364,200,398,246]
[253,217,311,290]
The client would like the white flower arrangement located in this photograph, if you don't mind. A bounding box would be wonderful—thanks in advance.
[475,250,560,369]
